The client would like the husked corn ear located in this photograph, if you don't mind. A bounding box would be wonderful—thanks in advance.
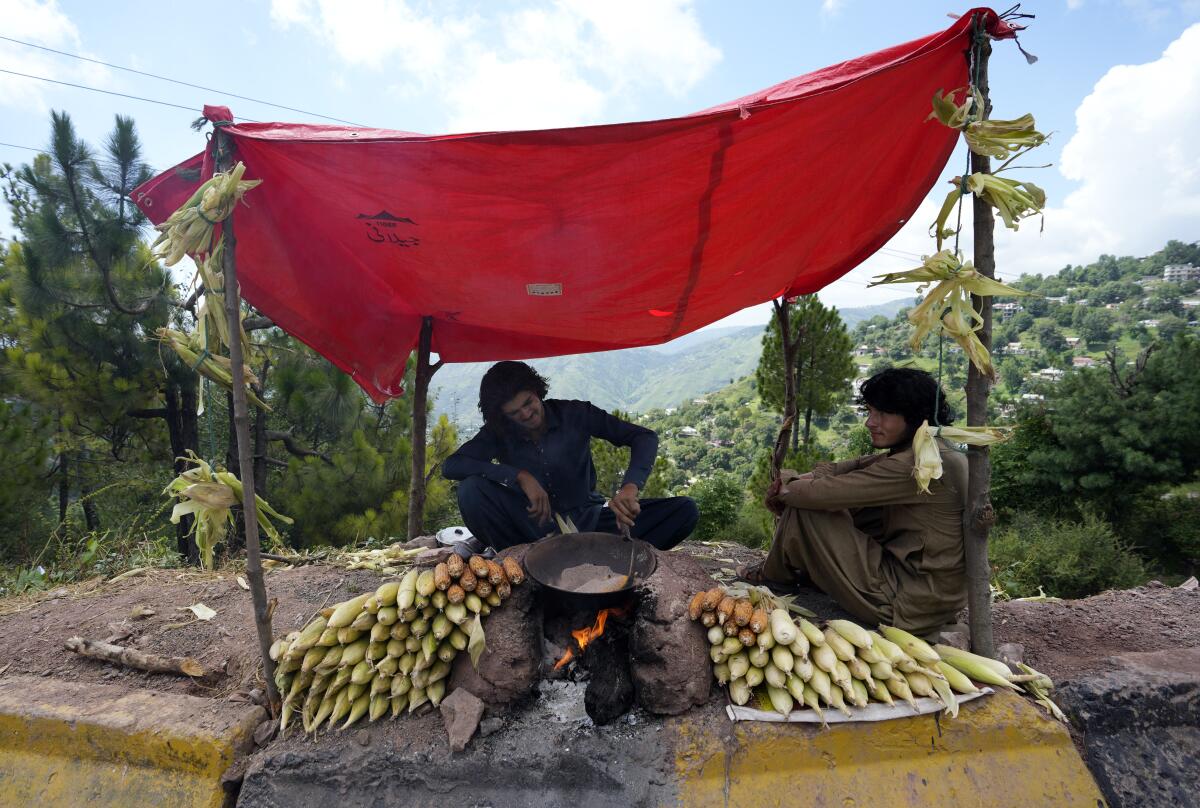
[767,685,794,716]
[933,644,1020,690]
[700,611,717,628]
[398,569,419,609]
[328,594,371,629]
[744,666,764,688]
[880,626,940,665]
[485,559,505,586]
[723,619,740,637]
[748,608,769,634]
[688,592,706,620]
[729,678,751,706]
[737,628,756,647]
[416,569,437,597]
[747,647,769,668]
[827,685,853,718]
[446,554,465,579]
[707,626,725,646]
[798,619,825,647]
[433,563,451,591]
[936,659,979,694]
[701,587,723,612]
[284,617,327,660]
[827,619,873,650]
[716,596,737,624]
[769,610,797,645]
[501,556,525,585]
[349,610,376,631]
[459,568,478,592]
[756,629,776,650]
[370,622,391,642]
[812,643,838,674]
[733,599,753,627]
[824,628,857,662]
[468,555,489,579]
[475,580,493,599]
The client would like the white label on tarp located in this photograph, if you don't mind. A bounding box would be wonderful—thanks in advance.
[526,283,563,296]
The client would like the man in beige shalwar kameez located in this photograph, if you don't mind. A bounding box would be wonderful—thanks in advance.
[742,369,967,637]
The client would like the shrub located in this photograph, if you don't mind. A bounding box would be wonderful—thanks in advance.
[688,472,744,542]
[1116,492,1200,578]
[990,511,1147,599]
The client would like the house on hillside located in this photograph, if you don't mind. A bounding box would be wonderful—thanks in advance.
[1163,264,1200,283]
[994,302,1021,319]
[1065,337,1081,347]
[1072,356,1099,368]
[855,344,871,356]
[1182,299,1200,309]
[1006,342,1027,355]
[1031,367,1065,381]
[1139,319,1161,328]
[678,426,700,437]
[1046,295,1069,304]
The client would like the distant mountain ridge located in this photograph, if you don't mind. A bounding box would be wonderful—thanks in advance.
[432,298,913,429]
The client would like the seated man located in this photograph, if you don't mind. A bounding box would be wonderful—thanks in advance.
[442,361,699,552]
[741,368,967,636]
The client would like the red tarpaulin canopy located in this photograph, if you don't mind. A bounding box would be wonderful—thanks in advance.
[136,9,1014,402]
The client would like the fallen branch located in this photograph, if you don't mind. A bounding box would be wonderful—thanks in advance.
[65,636,204,677]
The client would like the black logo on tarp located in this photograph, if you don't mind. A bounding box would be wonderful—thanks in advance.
[358,210,420,247]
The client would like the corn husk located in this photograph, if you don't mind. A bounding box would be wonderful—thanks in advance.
[869,250,1032,379]
[911,421,1012,493]
[151,162,262,265]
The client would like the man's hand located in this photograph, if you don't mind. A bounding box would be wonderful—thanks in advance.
[516,470,551,526]
[764,472,813,516]
[609,482,641,530]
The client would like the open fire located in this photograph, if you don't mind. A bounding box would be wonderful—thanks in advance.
[553,606,630,670]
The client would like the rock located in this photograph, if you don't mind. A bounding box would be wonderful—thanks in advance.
[997,642,1024,667]
[253,717,277,747]
[1179,576,1198,591]
[479,716,504,737]
[628,549,712,715]
[449,544,542,706]
[400,535,440,550]
[415,547,456,566]
[440,688,486,752]
[937,630,970,650]
[1057,647,1200,808]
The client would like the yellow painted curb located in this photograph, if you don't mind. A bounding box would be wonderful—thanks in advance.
[675,690,1107,807]
[0,675,265,808]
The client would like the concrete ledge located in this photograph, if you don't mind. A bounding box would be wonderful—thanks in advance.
[675,690,1106,806]
[238,684,1103,807]
[0,675,265,808]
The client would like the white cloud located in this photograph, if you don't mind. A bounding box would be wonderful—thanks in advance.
[991,22,1200,276]
[268,0,721,132]
[0,0,107,111]
[821,0,846,14]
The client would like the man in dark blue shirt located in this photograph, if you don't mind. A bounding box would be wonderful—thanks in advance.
[443,361,699,551]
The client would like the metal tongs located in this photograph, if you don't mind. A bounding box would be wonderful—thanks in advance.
[619,521,635,586]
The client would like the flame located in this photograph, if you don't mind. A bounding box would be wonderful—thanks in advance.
[553,607,629,670]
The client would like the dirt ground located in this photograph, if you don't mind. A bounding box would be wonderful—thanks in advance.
[0,540,1195,710]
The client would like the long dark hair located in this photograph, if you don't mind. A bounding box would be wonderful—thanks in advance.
[859,368,953,436]
[478,361,550,429]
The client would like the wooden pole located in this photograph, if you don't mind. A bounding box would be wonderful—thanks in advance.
[215,128,280,709]
[772,297,800,460]
[965,31,997,657]
[407,316,443,538]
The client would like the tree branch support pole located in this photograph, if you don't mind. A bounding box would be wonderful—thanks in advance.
[215,128,279,709]
[965,32,997,657]
[772,297,799,462]
[407,316,442,538]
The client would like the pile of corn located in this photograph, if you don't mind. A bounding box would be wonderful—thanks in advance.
[690,585,1062,724]
[271,554,524,733]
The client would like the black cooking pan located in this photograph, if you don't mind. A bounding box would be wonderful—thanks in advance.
[524,532,657,610]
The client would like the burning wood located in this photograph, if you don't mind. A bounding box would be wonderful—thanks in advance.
[554,606,628,670]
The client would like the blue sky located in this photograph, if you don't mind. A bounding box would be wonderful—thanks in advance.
[2,0,1199,327]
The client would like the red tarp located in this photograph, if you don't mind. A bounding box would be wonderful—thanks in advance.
[136,9,1015,402]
